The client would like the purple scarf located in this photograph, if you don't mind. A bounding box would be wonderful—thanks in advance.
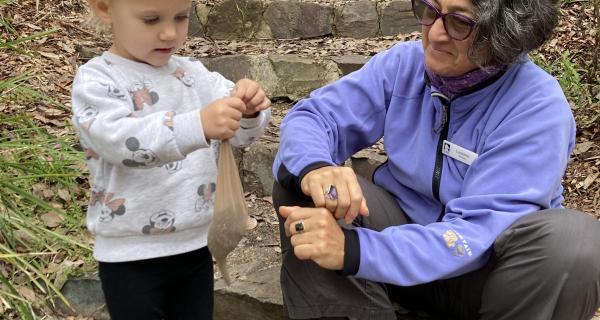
[426,64,504,100]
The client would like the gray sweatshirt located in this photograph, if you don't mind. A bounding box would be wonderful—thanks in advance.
[71,52,270,262]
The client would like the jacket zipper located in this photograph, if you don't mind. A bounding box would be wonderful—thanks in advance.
[432,94,450,222]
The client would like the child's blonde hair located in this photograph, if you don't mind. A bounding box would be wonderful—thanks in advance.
[85,0,111,34]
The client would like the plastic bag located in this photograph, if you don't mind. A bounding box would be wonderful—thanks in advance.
[207,140,248,285]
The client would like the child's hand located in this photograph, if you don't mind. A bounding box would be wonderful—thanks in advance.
[200,97,246,140]
[231,79,271,118]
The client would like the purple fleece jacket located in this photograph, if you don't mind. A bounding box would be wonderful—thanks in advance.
[273,41,575,286]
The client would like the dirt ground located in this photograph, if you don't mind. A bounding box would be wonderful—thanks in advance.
[218,196,282,281]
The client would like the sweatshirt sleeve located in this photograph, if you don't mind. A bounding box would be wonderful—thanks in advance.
[272,46,402,190]
[193,60,272,148]
[230,108,272,148]
[352,74,576,286]
[71,66,209,169]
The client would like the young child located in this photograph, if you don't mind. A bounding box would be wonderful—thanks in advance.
[71,0,271,318]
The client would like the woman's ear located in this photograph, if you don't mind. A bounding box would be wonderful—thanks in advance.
[89,0,112,24]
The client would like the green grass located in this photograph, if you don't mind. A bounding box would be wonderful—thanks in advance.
[1,2,93,317]
[0,112,93,318]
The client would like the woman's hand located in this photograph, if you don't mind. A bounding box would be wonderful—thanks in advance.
[279,206,345,270]
[230,78,271,118]
[301,166,369,224]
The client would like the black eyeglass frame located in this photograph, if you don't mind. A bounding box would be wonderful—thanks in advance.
[411,0,477,41]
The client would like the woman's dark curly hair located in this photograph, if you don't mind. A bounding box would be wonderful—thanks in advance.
[470,0,560,67]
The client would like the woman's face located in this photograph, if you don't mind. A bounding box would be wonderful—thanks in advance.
[422,0,477,77]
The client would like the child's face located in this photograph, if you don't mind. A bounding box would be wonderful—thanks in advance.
[104,0,191,67]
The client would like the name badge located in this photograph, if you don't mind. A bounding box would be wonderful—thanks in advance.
[442,140,478,165]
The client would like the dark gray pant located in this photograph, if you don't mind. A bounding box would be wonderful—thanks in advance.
[273,177,600,320]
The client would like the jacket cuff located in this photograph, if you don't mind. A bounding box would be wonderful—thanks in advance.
[341,228,360,276]
[297,162,334,191]
[276,161,333,195]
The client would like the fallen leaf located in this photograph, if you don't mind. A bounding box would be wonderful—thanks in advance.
[573,141,594,155]
[41,212,63,228]
[63,259,84,268]
[262,196,273,204]
[17,286,37,301]
[246,216,258,230]
[22,22,41,30]
[38,51,61,61]
[582,172,599,189]
[57,188,71,201]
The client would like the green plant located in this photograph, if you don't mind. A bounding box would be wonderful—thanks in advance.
[1,2,92,317]
[0,112,92,319]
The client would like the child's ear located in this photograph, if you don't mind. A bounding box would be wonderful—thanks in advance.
[89,0,112,24]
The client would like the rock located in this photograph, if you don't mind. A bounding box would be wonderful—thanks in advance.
[240,139,278,197]
[196,3,212,26]
[380,0,420,36]
[214,265,285,320]
[56,276,110,320]
[351,149,388,181]
[200,54,351,101]
[188,3,212,37]
[331,54,371,75]
[188,4,206,37]
[206,0,264,39]
[334,1,379,38]
[75,45,102,61]
[263,1,333,39]
[200,55,280,99]
[269,54,341,100]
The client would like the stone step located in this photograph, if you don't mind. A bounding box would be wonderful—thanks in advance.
[55,273,600,320]
[237,106,387,196]
[240,141,387,196]
[200,53,370,101]
[55,269,284,320]
[189,0,420,40]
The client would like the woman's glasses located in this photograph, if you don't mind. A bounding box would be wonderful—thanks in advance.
[411,0,476,41]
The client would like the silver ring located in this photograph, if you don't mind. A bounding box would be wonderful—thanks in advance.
[294,221,305,232]
[324,184,338,200]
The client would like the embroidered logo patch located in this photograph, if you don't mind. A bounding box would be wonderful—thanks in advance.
[443,229,472,257]
[443,230,458,248]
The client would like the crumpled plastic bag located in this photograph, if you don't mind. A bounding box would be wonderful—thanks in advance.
[207,140,248,285]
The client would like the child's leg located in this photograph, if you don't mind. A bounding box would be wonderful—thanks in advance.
[164,246,214,319]
[99,258,169,319]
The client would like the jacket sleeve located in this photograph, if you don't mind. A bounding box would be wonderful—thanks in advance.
[71,66,209,169]
[272,46,402,191]
[353,75,576,286]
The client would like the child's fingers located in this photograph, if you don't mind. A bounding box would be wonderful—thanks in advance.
[231,83,246,99]
[224,97,246,113]
[242,83,259,102]
[255,97,271,111]
[232,79,256,99]
[248,90,266,107]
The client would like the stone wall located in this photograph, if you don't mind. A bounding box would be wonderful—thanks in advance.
[189,0,419,39]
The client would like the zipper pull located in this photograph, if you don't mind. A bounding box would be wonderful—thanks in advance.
[433,103,448,134]
[431,93,450,134]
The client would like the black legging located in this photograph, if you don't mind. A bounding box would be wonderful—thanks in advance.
[99,246,214,320]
